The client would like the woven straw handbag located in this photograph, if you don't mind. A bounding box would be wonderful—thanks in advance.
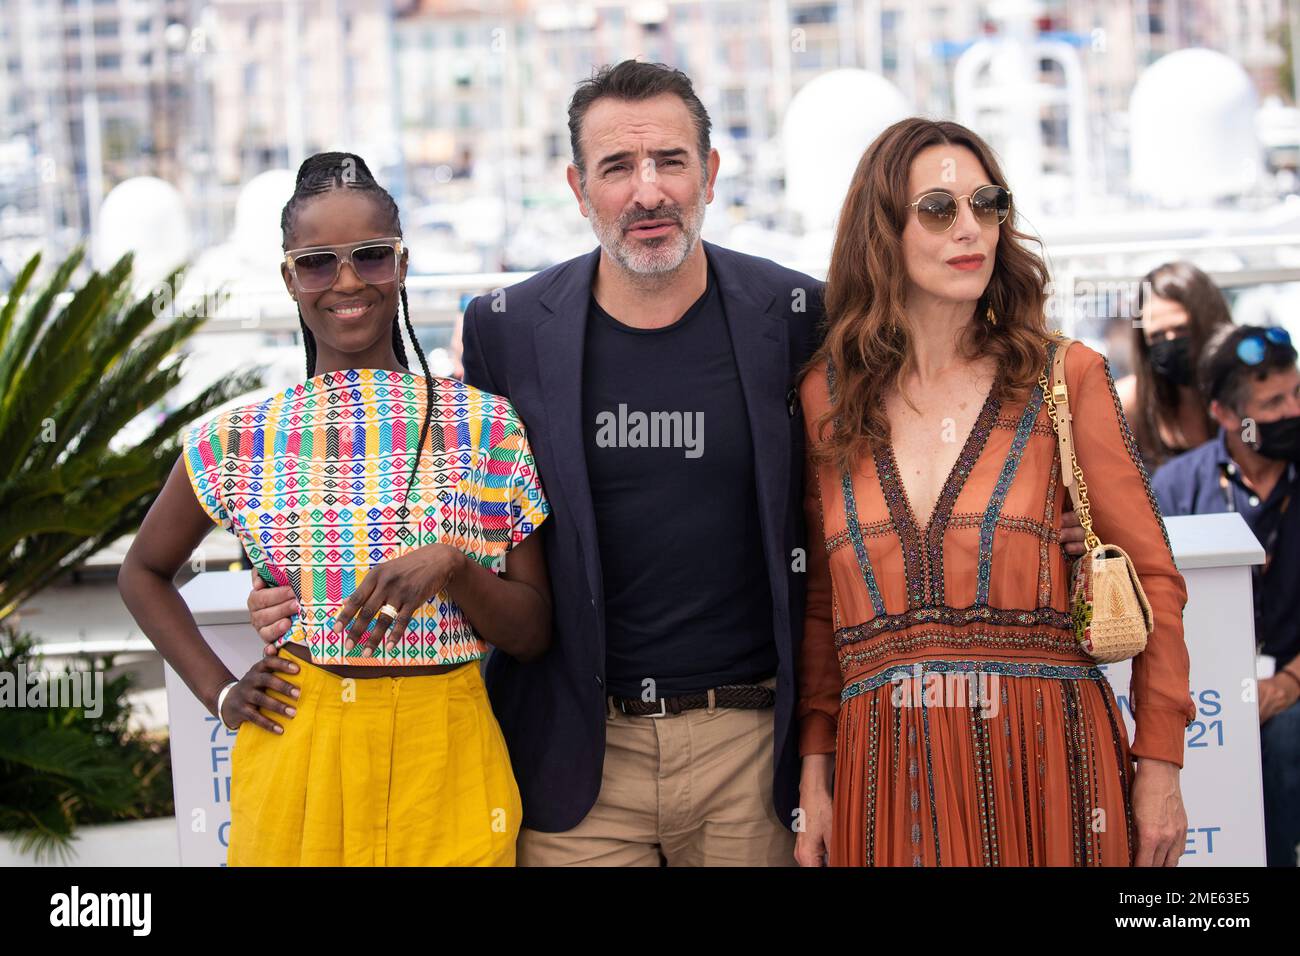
[1040,338,1153,664]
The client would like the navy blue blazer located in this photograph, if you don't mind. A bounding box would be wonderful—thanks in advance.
[461,240,825,832]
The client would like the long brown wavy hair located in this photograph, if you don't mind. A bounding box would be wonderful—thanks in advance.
[804,118,1054,473]
[1130,261,1232,468]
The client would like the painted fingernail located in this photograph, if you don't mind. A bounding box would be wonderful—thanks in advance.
[286,706,296,716]
[274,725,284,734]
[288,664,299,673]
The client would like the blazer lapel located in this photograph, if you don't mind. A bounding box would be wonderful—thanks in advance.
[708,242,793,620]
[534,248,605,612]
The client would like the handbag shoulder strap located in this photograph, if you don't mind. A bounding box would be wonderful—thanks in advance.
[1041,336,1101,551]
[1049,338,1078,494]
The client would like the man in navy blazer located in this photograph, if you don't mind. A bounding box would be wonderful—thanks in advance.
[246,60,825,865]
[462,62,823,865]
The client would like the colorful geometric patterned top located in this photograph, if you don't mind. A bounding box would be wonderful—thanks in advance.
[181,367,550,666]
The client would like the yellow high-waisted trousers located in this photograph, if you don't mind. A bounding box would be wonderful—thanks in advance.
[227,648,521,866]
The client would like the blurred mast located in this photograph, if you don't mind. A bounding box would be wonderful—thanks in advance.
[75,0,103,245]
[768,0,791,120]
[862,0,882,74]
[1291,0,1300,105]
[283,0,305,171]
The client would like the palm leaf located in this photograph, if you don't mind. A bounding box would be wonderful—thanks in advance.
[32,277,189,470]
[0,258,135,481]
[0,248,263,622]
[0,248,83,399]
[0,253,41,355]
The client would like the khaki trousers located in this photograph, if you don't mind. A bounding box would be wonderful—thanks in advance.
[517,679,796,866]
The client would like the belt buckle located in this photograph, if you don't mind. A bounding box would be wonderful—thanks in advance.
[621,697,669,718]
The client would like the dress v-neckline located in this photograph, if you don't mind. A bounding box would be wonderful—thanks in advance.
[884,376,1001,534]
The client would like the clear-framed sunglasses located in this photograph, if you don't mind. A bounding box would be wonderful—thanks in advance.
[284,237,403,293]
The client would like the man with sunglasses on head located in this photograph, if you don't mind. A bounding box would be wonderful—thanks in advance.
[1152,323,1300,867]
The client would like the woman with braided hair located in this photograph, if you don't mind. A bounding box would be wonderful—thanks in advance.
[118,151,553,866]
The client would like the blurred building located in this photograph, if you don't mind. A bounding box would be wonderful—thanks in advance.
[0,0,199,248]
[1,0,1298,271]
[386,0,1300,237]
[209,0,399,184]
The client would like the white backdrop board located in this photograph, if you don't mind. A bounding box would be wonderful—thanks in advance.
[1102,513,1267,866]
[170,571,263,868]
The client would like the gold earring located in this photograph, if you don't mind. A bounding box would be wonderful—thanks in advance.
[986,303,997,325]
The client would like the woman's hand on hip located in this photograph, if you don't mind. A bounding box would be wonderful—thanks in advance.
[219,656,301,734]
[1131,757,1187,867]
[333,543,467,655]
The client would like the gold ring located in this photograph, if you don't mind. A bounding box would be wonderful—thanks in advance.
[377,604,399,620]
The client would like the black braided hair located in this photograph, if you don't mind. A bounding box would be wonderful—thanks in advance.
[281,151,435,546]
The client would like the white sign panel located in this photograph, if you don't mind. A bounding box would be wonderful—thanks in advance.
[1104,513,1269,866]
[170,571,263,867]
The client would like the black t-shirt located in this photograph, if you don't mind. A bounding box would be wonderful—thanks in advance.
[581,266,777,698]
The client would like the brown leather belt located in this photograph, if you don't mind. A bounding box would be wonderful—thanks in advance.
[609,682,775,717]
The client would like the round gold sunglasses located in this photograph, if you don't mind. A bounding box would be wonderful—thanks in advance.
[907,185,1012,234]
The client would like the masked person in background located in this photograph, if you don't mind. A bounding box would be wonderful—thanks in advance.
[1115,262,1233,472]
[1153,323,1300,867]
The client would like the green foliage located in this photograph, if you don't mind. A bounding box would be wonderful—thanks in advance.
[0,627,174,862]
[0,247,264,619]
[0,247,264,858]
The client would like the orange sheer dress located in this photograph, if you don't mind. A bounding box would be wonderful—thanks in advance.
[798,341,1195,867]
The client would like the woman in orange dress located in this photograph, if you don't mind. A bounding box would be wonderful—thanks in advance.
[793,118,1196,867]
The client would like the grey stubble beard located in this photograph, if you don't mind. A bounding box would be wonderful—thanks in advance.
[583,178,708,290]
